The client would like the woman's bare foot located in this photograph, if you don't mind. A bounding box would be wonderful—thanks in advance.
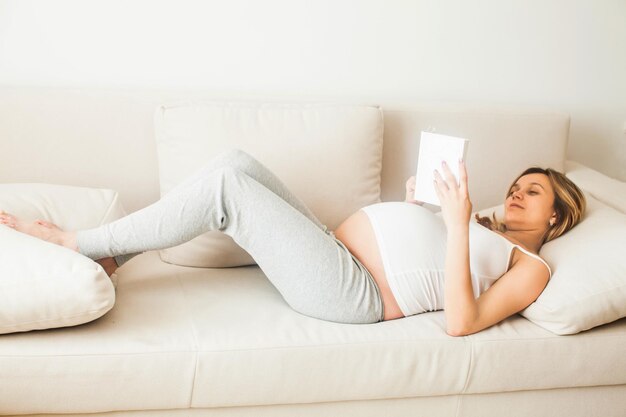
[1,211,117,277]
[0,210,78,252]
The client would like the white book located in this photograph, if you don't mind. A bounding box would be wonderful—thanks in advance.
[414,131,469,206]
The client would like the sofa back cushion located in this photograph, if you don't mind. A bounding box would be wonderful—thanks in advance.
[381,107,569,209]
[154,102,384,267]
[0,87,569,216]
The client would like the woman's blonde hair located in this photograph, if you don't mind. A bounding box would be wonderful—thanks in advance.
[475,167,587,244]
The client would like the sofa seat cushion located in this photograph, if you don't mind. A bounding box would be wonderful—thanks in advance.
[1,251,625,415]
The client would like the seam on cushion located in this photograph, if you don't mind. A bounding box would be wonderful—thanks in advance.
[0,306,114,331]
[98,191,119,226]
[460,382,626,398]
[454,338,474,417]
[2,334,625,357]
[454,395,462,417]
[3,332,621,353]
[468,332,626,343]
[0,339,465,357]
[0,305,107,326]
[189,349,200,408]
[174,275,200,408]
[460,338,474,394]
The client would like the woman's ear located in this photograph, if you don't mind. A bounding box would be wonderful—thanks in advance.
[549,213,557,226]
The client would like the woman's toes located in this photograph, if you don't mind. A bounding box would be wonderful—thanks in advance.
[0,214,17,226]
[0,219,16,228]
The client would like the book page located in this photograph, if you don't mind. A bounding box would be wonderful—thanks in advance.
[414,131,469,206]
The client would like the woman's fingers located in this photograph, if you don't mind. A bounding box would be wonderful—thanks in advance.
[406,176,415,191]
[433,168,448,190]
[458,159,468,196]
[435,160,457,193]
[440,161,458,185]
[437,160,468,192]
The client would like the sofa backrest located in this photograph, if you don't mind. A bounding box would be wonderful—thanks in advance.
[0,86,568,213]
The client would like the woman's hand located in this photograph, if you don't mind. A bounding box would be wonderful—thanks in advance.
[405,176,425,206]
[433,160,472,229]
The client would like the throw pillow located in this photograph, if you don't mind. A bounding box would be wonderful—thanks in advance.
[0,183,126,334]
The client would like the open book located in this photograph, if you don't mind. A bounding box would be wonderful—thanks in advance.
[414,131,469,206]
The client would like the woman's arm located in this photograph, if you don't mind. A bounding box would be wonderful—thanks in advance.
[434,160,550,336]
[443,225,478,335]
[453,257,550,336]
[433,160,476,335]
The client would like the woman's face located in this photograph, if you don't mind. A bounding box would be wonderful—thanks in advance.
[504,173,556,231]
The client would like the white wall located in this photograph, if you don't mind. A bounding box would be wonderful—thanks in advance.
[1,0,625,180]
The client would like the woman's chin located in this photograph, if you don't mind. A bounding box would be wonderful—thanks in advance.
[503,217,523,229]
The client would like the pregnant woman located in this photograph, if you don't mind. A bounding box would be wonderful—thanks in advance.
[0,149,586,335]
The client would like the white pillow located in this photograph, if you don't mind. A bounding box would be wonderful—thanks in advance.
[154,101,384,267]
[475,196,626,334]
[0,183,127,230]
[0,183,126,334]
[523,195,626,334]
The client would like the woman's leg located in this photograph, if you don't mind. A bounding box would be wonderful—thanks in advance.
[76,166,383,324]
[111,149,329,267]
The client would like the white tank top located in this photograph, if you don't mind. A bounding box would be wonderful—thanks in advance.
[360,202,552,317]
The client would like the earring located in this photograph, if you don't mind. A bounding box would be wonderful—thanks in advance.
[549,219,555,226]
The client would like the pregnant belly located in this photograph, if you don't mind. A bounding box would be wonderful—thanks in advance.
[333,210,405,321]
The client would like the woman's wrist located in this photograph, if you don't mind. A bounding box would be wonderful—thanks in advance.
[446,222,469,235]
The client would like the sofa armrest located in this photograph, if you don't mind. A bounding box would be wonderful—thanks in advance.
[565,160,626,214]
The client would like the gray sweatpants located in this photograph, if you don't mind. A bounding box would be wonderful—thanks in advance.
[76,149,384,324]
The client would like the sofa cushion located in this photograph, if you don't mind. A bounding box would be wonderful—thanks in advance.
[1,250,624,414]
[565,160,626,214]
[154,102,384,267]
[475,195,626,335]
[0,183,124,334]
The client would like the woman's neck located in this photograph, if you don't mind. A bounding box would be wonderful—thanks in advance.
[502,229,544,254]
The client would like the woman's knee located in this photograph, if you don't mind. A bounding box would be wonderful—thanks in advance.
[216,148,255,166]
[206,165,242,182]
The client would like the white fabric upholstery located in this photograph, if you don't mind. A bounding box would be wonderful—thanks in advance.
[0,183,127,230]
[381,106,569,210]
[154,102,384,267]
[0,87,623,417]
[1,250,624,415]
[0,183,124,334]
[565,160,626,213]
[0,87,570,215]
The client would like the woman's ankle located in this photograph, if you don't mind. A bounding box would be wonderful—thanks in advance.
[60,231,79,252]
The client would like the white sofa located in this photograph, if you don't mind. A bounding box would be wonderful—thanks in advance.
[0,86,625,416]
